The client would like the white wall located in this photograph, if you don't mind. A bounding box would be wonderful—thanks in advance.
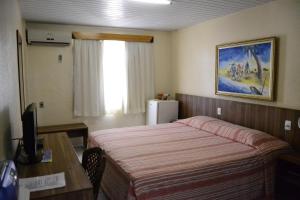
[171,0,300,109]
[0,0,25,159]
[26,23,172,131]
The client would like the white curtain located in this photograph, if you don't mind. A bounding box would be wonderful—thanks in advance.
[125,42,155,114]
[73,39,105,117]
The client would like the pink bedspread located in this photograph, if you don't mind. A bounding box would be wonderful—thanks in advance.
[89,116,289,200]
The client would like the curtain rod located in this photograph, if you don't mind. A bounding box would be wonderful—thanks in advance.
[72,32,154,43]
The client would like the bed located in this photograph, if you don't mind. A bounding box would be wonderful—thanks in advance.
[89,116,290,200]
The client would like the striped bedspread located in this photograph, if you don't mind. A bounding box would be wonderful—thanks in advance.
[89,116,289,200]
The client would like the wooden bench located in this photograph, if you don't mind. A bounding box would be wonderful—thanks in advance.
[38,123,88,147]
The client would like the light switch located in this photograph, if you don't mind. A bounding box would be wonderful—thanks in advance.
[217,107,222,115]
[58,54,63,63]
[284,120,291,131]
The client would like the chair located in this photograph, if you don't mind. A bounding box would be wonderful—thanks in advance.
[82,147,106,200]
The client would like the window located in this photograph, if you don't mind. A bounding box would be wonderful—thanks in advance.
[102,41,127,114]
[73,39,154,117]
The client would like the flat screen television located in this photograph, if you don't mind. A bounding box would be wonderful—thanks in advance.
[21,103,41,163]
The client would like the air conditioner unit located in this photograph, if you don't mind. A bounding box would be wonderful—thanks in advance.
[27,29,71,46]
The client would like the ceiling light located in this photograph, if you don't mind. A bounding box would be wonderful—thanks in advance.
[131,0,172,5]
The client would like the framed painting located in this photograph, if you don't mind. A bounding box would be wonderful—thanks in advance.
[215,37,276,101]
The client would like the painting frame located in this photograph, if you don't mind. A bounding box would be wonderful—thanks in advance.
[215,37,276,101]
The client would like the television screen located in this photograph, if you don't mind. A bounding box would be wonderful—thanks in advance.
[21,103,38,163]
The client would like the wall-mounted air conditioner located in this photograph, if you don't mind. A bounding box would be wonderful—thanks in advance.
[27,29,71,46]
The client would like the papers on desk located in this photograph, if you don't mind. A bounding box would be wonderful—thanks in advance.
[19,172,66,192]
[18,186,30,200]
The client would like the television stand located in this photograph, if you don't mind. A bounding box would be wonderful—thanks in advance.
[37,138,44,150]
[15,141,43,165]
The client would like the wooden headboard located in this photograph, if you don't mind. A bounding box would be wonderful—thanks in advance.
[176,93,300,151]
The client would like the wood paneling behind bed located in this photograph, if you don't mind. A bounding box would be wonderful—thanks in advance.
[176,93,300,151]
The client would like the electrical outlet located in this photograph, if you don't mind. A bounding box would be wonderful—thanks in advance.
[217,107,222,115]
[284,120,291,131]
[39,101,44,108]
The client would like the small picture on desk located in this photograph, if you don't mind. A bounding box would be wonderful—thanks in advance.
[41,149,52,163]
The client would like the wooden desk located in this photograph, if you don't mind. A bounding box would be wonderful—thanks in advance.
[17,133,93,200]
[38,123,88,148]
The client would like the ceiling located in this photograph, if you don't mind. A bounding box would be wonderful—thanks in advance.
[21,0,273,31]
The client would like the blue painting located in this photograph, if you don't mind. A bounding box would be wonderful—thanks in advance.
[216,38,275,100]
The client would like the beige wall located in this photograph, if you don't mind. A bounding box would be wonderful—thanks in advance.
[26,23,172,131]
[171,0,300,110]
[25,0,300,135]
[0,0,25,159]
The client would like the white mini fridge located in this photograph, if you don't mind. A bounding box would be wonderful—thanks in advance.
[147,100,179,125]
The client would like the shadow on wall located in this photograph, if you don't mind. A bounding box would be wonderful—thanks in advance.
[0,107,13,160]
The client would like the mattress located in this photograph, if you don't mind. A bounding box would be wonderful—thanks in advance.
[89,116,289,200]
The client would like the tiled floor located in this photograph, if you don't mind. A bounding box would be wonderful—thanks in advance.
[74,145,107,200]
[97,190,108,200]
[74,145,84,162]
